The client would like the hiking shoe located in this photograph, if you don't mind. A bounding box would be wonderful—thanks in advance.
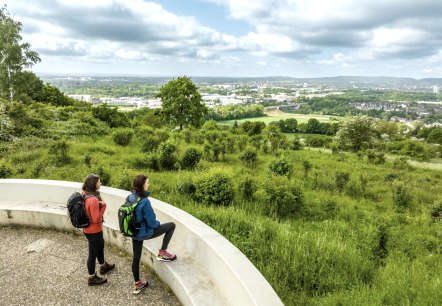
[99,261,115,275]
[88,273,107,286]
[157,249,177,262]
[133,280,149,294]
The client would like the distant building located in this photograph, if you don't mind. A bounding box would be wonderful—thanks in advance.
[433,85,439,94]
[68,94,92,103]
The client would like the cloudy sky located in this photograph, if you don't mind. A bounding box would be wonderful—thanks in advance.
[4,0,442,78]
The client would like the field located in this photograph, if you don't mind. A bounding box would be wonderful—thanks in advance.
[218,108,339,126]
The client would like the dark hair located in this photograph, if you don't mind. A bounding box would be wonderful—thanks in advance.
[82,173,102,200]
[133,174,148,198]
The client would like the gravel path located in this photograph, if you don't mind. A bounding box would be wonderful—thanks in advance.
[0,226,181,306]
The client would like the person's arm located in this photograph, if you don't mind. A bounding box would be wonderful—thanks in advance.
[143,199,160,229]
[86,197,103,224]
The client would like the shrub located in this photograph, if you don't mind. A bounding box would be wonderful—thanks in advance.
[335,171,350,192]
[392,182,413,212]
[263,176,303,218]
[430,202,442,222]
[239,147,258,168]
[141,135,161,153]
[111,169,133,190]
[145,154,160,171]
[393,157,410,170]
[48,140,71,165]
[181,147,202,169]
[269,157,293,177]
[302,160,312,178]
[366,150,386,164]
[194,169,234,206]
[112,129,133,146]
[290,137,304,150]
[83,154,92,167]
[0,160,13,178]
[159,142,177,170]
[176,175,196,196]
[304,134,332,148]
[238,174,257,200]
[385,173,399,183]
[92,166,111,186]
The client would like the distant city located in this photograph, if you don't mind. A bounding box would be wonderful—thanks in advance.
[40,75,442,122]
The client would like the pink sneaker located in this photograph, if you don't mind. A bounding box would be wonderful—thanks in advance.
[133,280,148,294]
[157,249,177,262]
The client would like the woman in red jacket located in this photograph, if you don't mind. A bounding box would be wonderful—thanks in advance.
[82,173,115,286]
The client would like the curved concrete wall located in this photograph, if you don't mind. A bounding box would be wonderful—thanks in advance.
[0,179,283,306]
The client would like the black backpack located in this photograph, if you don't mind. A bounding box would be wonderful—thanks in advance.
[118,196,142,237]
[67,192,91,228]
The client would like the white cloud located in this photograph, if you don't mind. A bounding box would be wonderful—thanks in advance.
[4,0,442,77]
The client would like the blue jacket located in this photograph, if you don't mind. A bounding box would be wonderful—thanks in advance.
[128,191,160,240]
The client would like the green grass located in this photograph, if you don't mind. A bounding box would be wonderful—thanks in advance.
[2,132,442,305]
[218,112,339,126]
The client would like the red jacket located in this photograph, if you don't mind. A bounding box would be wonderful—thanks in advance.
[83,194,106,234]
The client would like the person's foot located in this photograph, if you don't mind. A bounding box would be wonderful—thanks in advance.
[133,280,149,294]
[88,273,107,286]
[99,261,115,274]
[157,249,177,262]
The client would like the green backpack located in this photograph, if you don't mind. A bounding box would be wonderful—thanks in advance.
[118,196,142,237]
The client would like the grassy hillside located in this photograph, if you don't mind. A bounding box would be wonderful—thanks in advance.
[1,125,441,305]
[218,109,337,126]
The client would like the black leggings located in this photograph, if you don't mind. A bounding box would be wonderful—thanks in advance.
[132,222,176,282]
[84,231,105,275]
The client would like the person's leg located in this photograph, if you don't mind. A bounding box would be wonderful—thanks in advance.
[149,222,176,250]
[96,232,115,274]
[85,232,107,285]
[85,232,100,275]
[97,231,105,265]
[132,239,144,282]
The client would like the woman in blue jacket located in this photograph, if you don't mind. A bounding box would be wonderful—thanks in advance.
[129,173,176,294]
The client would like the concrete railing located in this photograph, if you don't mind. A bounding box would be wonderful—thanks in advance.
[0,179,283,306]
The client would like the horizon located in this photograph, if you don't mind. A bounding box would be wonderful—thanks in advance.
[37,72,442,81]
[5,0,442,79]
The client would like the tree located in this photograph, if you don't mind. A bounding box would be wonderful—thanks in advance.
[336,116,376,152]
[0,100,13,141]
[0,5,40,101]
[156,76,207,131]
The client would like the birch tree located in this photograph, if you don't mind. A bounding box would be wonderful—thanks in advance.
[0,5,40,101]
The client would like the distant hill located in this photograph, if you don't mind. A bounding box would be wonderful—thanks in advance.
[38,74,442,88]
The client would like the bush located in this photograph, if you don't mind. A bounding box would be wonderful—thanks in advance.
[430,202,442,222]
[194,169,234,206]
[335,172,350,192]
[0,160,13,178]
[111,169,133,190]
[159,142,177,170]
[263,176,303,218]
[269,157,293,177]
[112,129,133,146]
[392,182,413,212]
[304,134,333,148]
[393,157,410,170]
[238,174,257,200]
[181,147,202,169]
[92,166,111,186]
[141,135,161,153]
[176,175,196,196]
[239,147,258,168]
[366,150,386,164]
[48,140,71,165]
[290,137,304,150]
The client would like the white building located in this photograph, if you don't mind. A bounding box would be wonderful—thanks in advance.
[433,85,439,94]
[68,94,92,103]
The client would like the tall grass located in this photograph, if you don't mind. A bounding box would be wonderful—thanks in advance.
[2,134,442,305]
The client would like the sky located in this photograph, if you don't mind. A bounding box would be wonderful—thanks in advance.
[3,0,442,78]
